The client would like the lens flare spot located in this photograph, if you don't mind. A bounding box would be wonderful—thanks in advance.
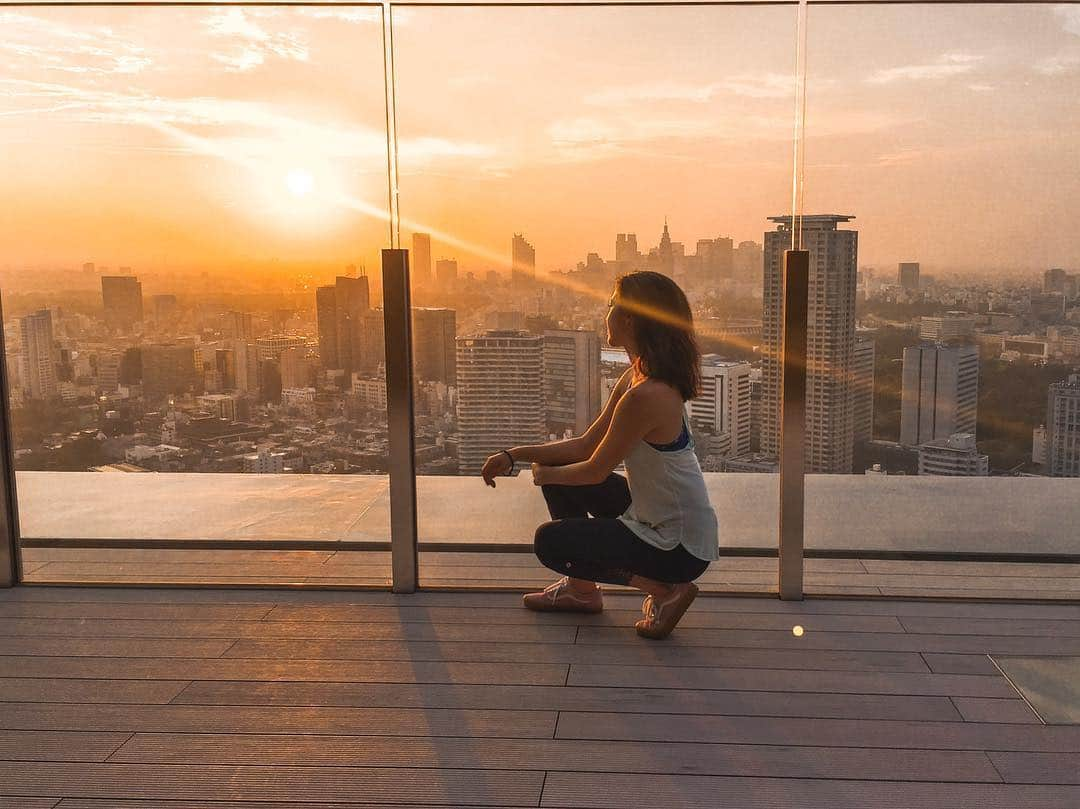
[793,625,804,637]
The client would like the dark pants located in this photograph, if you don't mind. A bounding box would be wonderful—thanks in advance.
[534,472,710,586]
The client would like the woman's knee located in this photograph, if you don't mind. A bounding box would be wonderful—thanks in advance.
[534,520,570,567]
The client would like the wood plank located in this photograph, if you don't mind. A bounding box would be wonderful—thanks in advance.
[0,657,570,687]
[0,800,58,809]
[575,626,1080,655]
[0,639,236,659]
[0,730,130,762]
[107,733,1002,783]
[988,752,1080,785]
[567,664,1016,697]
[922,653,1000,675]
[0,704,557,739]
[541,772,1080,809]
[0,679,189,705]
[56,803,532,809]
[878,586,1080,600]
[217,640,929,671]
[0,762,544,805]
[951,698,1042,724]
[0,619,578,644]
[900,616,1080,638]
[0,603,274,621]
[861,560,1080,578]
[171,681,962,721]
[555,712,1080,752]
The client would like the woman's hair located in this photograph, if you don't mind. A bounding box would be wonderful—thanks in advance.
[613,271,701,401]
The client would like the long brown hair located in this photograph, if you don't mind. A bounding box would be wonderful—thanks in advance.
[613,271,701,401]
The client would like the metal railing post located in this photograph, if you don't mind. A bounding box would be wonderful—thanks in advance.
[779,249,809,600]
[381,248,418,593]
[0,292,21,587]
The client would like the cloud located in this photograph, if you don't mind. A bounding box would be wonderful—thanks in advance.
[585,73,799,106]
[0,11,151,76]
[865,52,982,85]
[1033,51,1080,75]
[203,8,308,72]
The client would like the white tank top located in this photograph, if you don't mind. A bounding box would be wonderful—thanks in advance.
[616,411,720,562]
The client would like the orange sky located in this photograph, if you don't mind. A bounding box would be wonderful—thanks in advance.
[0,3,1078,282]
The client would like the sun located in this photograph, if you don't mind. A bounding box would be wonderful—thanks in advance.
[284,169,315,197]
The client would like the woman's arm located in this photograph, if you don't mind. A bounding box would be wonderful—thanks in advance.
[506,367,635,466]
[534,384,656,487]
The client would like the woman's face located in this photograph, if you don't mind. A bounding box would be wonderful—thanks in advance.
[605,291,626,348]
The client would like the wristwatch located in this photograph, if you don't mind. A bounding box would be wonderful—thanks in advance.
[501,449,515,472]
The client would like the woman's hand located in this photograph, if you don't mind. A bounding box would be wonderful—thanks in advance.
[531,463,547,486]
[481,452,513,487]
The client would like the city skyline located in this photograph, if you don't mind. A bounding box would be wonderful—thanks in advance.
[1,5,1078,277]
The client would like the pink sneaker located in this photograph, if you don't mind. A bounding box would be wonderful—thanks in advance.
[635,582,699,639]
[523,577,603,613]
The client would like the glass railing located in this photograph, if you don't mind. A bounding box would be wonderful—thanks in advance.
[0,1,1076,599]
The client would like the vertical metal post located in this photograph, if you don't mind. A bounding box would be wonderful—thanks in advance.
[382,248,418,593]
[0,292,21,587]
[779,249,809,600]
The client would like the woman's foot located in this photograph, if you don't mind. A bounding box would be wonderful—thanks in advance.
[523,577,603,613]
[635,582,698,639]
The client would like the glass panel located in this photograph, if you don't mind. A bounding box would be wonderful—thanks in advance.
[801,2,1080,599]
[393,3,799,592]
[0,5,393,585]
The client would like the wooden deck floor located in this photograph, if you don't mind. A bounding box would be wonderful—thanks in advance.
[1,586,1079,807]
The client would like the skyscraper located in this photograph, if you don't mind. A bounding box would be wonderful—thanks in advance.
[1044,267,1068,294]
[543,329,601,437]
[920,312,976,343]
[435,259,458,287]
[615,234,639,265]
[899,343,979,447]
[688,355,752,459]
[456,330,545,475]
[19,310,57,401]
[511,234,536,283]
[761,214,858,474]
[279,346,311,390]
[412,307,456,385]
[898,262,920,291]
[101,276,143,330]
[142,343,198,402]
[656,221,674,277]
[314,276,370,379]
[853,337,876,444]
[315,286,338,370]
[412,233,433,286]
[1047,374,1080,477]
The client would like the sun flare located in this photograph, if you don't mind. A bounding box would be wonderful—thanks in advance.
[284,169,315,198]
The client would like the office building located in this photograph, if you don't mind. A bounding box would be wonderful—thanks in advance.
[1047,374,1080,477]
[543,329,601,437]
[1044,267,1069,294]
[615,233,639,264]
[152,295,178,324]
[279,346,311,390]
[897,262,920,291]
[197,393,238,422]
[853,337,876,444]
[315,286,338,371]
[142,343,198,402]
[101,276,143,330]
[456,330,545,475]
[920,312,976,343]
[412,307,456,385]
[436,259,458,287]
[511,234,536,283]
[762,214,858,474]
[19,310,57,401]
[918,433,989,476]
[255,335,307,364]
[900,343,979,447]
[688,355,752,459]
[412,233,433,286]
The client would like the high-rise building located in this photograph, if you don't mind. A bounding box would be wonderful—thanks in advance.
[101,276,143,330]
[95,351,121,394]
[456,330,545,475]
[228,311,254,340]
[152,294,178,324]
[412,233,433,286]
[229,340,257,393]
[142,343,198,402]
[918,433,989,476]
[279,346,311,390]
[543,329,601,437]
[853,337,876,444]
[255,334,307,364]
[897,262,920,291]
[215,348,236,390]
[688,355,752,459]
[412,307,456,385]
[920,312,976,343]
[358,308,385,376]
[656,222,675,277]
[511,234,536,283]
[1044,267,1069,294]
[615,234,639,265]
[315,286,338,370]
[899,343,979,447]
[334,275,370,376]
[762,214,858,474]
[436,259,458,287]
[1047,374,1080,477]
[19,310,57,401]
